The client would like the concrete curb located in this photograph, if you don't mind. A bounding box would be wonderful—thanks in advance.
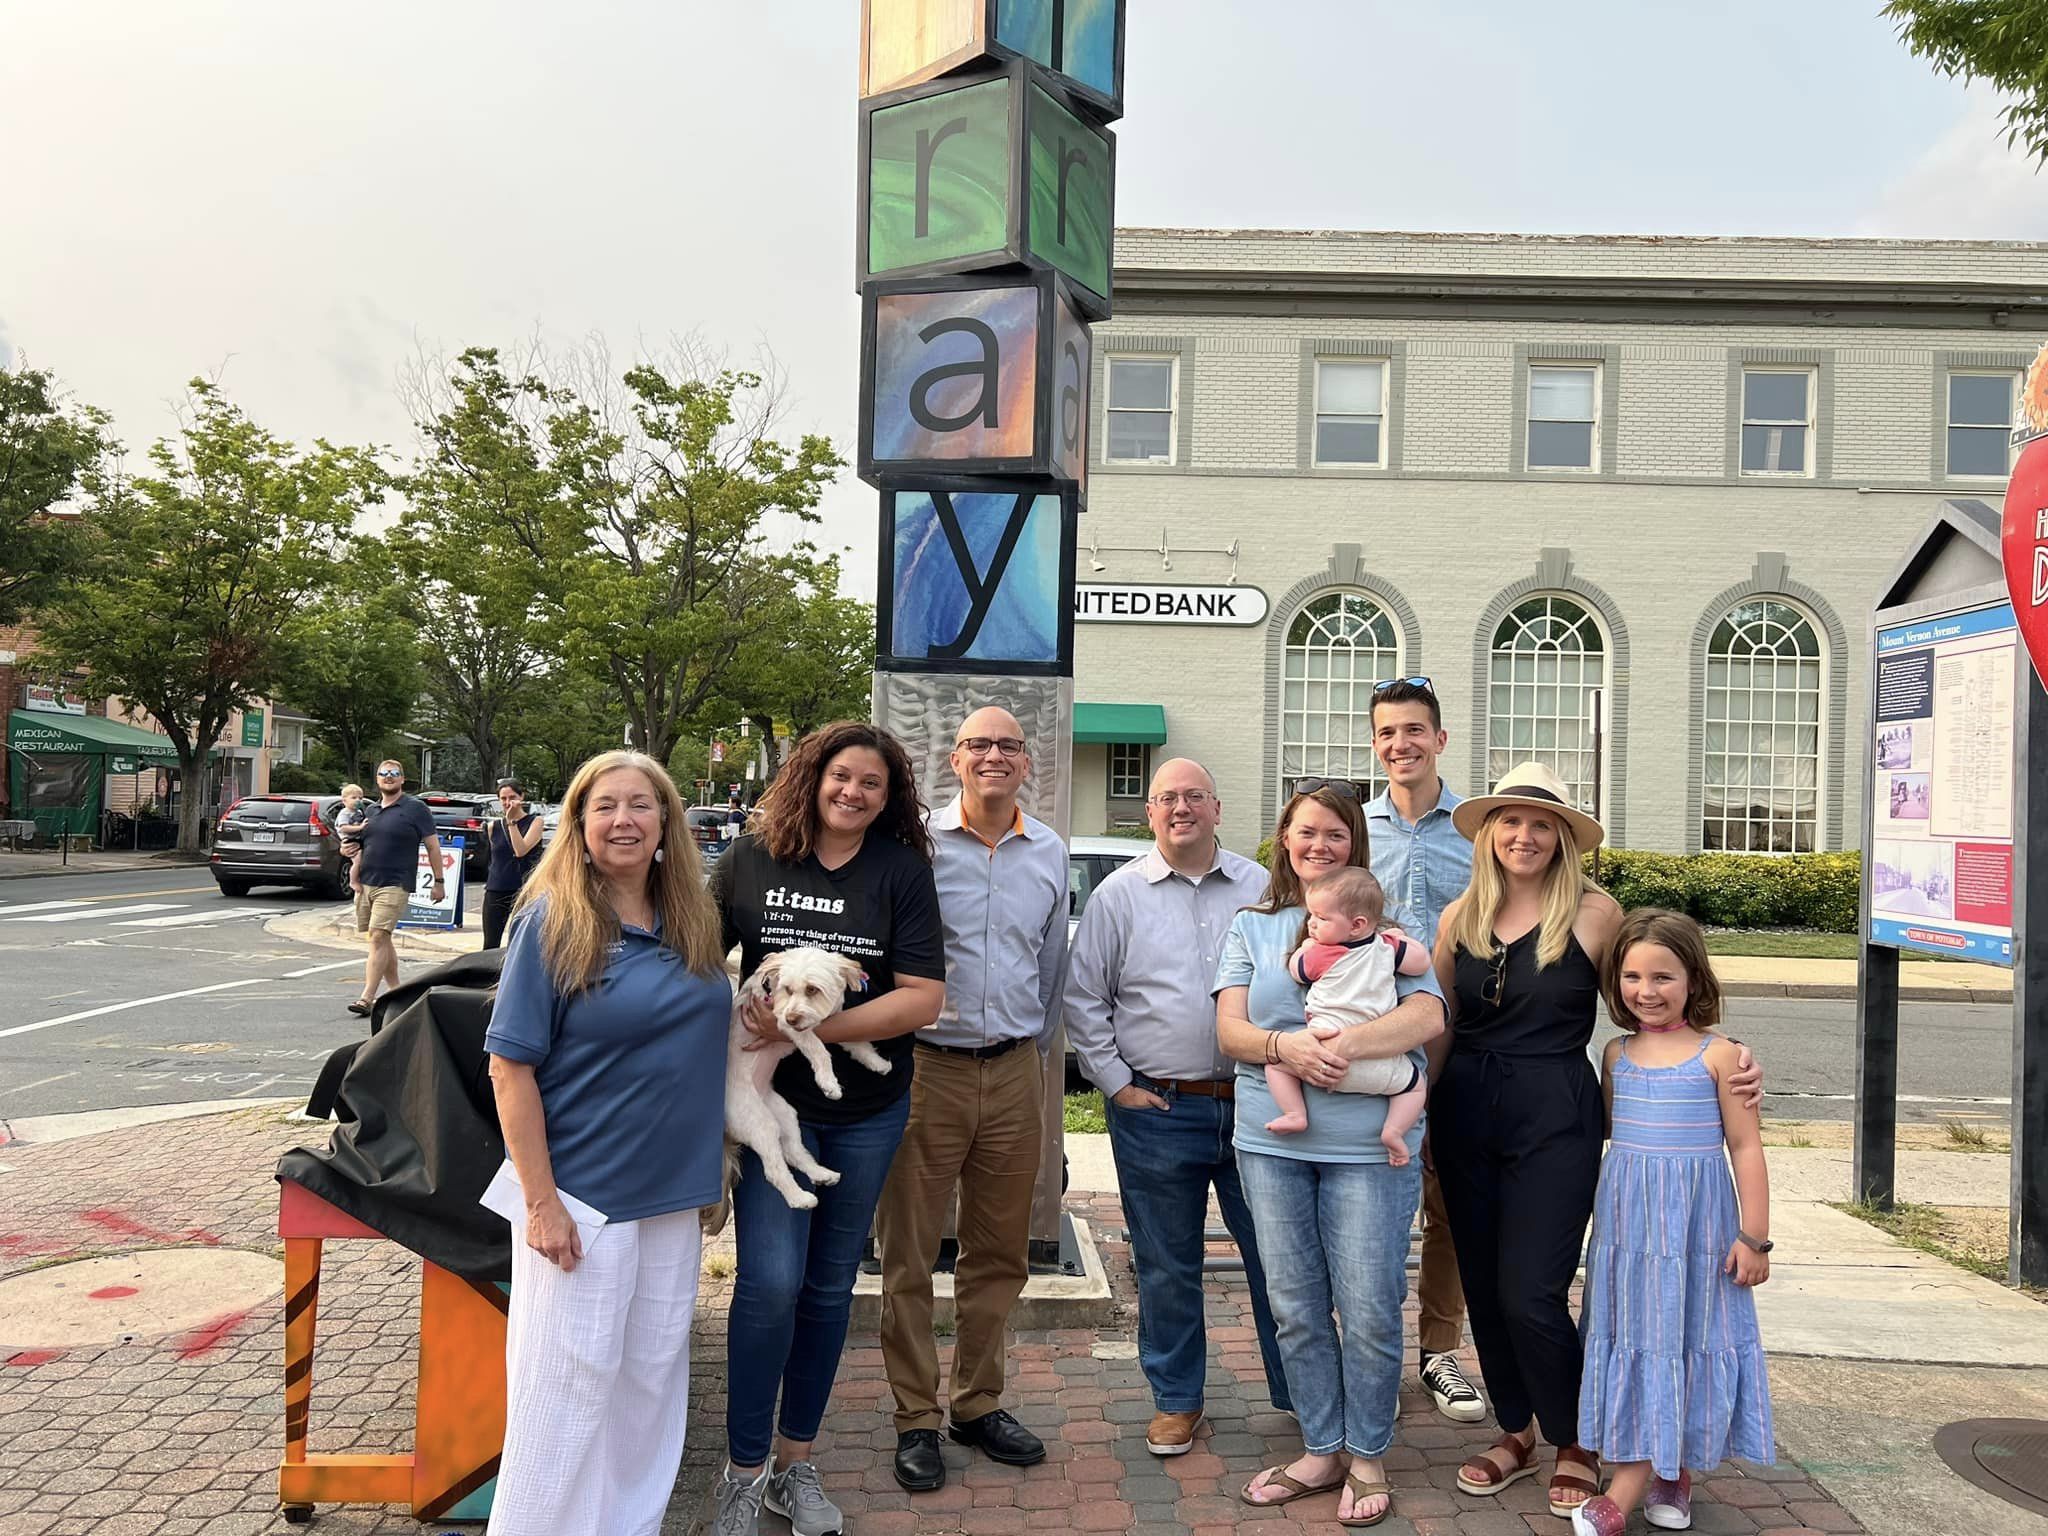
[264,905,483,960]
[1722,980,2014,1002]
[0,853,211,882]
[0,1096,300,1149]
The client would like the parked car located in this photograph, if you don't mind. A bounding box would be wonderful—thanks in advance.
[1062,836,1154,1087]
[209,794,351,899]
[414,791,495,881]
[686,805,735,872]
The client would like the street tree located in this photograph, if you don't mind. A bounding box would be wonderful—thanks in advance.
[505,670,625,799]
[1885,0,2048,164]
[402,341,844,767]
[286,544,424,783]
[36,381,382,850]
[0,361,110,624]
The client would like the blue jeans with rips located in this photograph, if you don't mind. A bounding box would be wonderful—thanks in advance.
[1235,1149,1422,1458]
[725,1089,911,1469]
[1106,1088,1291,1414]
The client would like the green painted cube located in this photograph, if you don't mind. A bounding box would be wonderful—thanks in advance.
[858,0,1124,122]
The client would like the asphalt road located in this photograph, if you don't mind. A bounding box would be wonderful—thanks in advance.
[0,867,2021,1129]
[0,864,433,1124]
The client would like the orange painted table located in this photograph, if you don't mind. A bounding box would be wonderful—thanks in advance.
[278,1180,508,1523]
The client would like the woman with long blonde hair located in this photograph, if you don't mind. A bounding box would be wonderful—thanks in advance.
[484,750,731,1536]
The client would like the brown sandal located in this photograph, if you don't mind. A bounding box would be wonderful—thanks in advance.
[1239,1464,1346,1507]
[1548,1443,1603,1516]
[1455,1432,1538,1496]
[1338,1472,1392,1528]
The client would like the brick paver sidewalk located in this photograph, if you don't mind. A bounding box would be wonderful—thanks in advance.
[0,1110,1862,1536]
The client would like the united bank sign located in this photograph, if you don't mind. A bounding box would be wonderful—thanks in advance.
[1073,583,1268,626]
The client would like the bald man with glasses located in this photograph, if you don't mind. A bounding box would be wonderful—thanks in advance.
[1061,757,1290,1456]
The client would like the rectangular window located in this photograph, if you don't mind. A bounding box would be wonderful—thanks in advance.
[1105,357,1176,463]
[1107,742,1145,799]
[1740,370,1814,476]
[1313,359,1386,466]
[1947,372,2017,478]
[1527,364,1599,470]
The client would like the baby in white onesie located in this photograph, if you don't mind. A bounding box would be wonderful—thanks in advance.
[1268,866,1431,1160]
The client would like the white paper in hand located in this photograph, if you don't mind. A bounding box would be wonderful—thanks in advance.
[480,1160,610,1253]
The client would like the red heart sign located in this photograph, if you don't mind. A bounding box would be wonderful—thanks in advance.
[2004,431,2048,690]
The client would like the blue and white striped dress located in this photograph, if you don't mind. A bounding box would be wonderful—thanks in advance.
[1577,1035,1774,1477]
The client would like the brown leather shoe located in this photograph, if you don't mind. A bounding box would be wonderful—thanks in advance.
[1145,1408,1204,1456]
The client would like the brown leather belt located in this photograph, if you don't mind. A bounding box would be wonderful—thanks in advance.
[1133,1072,1235,1100]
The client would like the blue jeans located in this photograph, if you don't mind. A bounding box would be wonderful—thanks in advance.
[726,1090,911,1468]
[1236,1150,1422,1458]
[1106,1090,1290,1413]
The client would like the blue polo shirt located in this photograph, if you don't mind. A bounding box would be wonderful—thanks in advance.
[1215,905,1445,1166]
[1364,783,1471,951]
[484,901,731,1221]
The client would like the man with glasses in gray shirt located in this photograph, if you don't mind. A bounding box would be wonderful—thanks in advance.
[1061,757,1290,1458]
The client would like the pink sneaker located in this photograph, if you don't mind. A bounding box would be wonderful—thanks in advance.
[1646,1470,1693,1530]
[1569,1496,1626,1536]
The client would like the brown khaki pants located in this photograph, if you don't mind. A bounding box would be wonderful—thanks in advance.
[1418,1161,1467,1357]
[875,1041,1044,1431]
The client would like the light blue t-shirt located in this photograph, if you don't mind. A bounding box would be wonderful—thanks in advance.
[1214,905,1445,1165]
[485,902,731,1221]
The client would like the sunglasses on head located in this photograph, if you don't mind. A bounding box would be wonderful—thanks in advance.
[1372,676,1434,695]
[1291,777,1360,801]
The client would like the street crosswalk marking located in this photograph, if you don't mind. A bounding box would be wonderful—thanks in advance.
[4,903,183,923]
[0,899,104,916]
[109,907,275,929]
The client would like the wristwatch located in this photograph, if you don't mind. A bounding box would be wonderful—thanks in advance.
[1737,1231,1774,1254]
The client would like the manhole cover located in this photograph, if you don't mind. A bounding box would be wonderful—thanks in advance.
[1933,1418,2048,1518]
[0,1248,282,1350]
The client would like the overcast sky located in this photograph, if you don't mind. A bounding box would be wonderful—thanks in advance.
[4,1,2045,585]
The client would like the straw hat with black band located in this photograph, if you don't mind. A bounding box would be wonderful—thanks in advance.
[1450,761,1606,850]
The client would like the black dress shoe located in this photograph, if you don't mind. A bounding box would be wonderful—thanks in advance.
[949,1408,1045,1466]
[893,1429,946,1491]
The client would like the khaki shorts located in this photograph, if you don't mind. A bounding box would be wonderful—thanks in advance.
[354,884,410,934]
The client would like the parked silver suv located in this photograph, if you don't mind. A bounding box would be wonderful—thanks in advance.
[209,794,351,899]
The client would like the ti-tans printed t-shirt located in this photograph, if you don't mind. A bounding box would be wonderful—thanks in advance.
[712,832,946,1124]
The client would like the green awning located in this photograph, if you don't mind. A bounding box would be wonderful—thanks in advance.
[7,709,186,766]
[1073,702,1167,745]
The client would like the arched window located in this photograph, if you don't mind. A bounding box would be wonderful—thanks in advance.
[1487,595,1607,812]
[1280,591,1398,810]
[1702,599,1823,852]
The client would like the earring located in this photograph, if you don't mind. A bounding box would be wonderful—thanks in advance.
[654,847,665,863]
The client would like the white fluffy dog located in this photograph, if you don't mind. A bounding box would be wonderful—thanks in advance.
[710,947,890,1226]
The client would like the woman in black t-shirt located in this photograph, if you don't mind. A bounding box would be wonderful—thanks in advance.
[481,781,544,950]
[710,721,945,1531]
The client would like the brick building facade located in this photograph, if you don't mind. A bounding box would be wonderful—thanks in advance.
[1067,229,2048,856]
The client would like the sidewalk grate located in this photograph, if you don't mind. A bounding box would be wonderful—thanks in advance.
[1933,1418,2048,1517]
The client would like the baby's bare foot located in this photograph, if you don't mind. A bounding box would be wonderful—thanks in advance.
[1381,1129,1411,1165]
[1265,1113,1310,1135]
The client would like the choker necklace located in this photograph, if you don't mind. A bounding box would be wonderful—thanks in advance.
[1637,1015,1693,1034]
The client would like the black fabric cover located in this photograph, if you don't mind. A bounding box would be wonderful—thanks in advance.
[276,949,513,1281]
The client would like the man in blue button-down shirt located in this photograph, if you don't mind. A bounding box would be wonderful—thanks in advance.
[875,705,1068,1494]
[1361,678,1484,1425]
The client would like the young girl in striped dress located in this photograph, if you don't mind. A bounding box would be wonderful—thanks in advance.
[1572,909,1775,1536]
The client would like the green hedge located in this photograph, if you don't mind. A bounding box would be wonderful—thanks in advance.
[1587,849,1861,933]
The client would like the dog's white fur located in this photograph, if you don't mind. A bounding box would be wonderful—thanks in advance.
[712,947,890,1223]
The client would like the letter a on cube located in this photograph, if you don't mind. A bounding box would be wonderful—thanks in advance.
[859,269,1090,492]
[859,61,1114,316]
[859,0,1125,123]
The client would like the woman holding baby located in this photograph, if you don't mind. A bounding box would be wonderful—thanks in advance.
[1213,779,1448,1529]
[710,720,947,1536]
[482,750,731,1536]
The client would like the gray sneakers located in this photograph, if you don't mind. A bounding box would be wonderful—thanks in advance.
[715,1463,769,1536]
[765,1460,844,1536]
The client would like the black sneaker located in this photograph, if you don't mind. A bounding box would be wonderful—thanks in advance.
[1421,1351,1486,1423]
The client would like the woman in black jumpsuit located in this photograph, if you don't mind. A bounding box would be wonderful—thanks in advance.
[1427,765,1620,1520]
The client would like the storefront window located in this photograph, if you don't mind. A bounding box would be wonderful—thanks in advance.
[1108,742,1146,800]
[1702,599,1822,853]
[1280,591,1398,811]
[1487,595,1606,813]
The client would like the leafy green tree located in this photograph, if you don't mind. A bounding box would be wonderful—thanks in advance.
[0,362,110,624]
[285,544,424,784]
[35,381,382,850]
[403,344,844,767]
[1885,0,2048,163]
[505,670,625,800]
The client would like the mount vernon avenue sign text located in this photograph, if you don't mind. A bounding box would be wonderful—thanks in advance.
[1073,583,1270,626]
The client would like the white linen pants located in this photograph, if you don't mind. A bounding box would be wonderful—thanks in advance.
[488,1208,702,1536]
